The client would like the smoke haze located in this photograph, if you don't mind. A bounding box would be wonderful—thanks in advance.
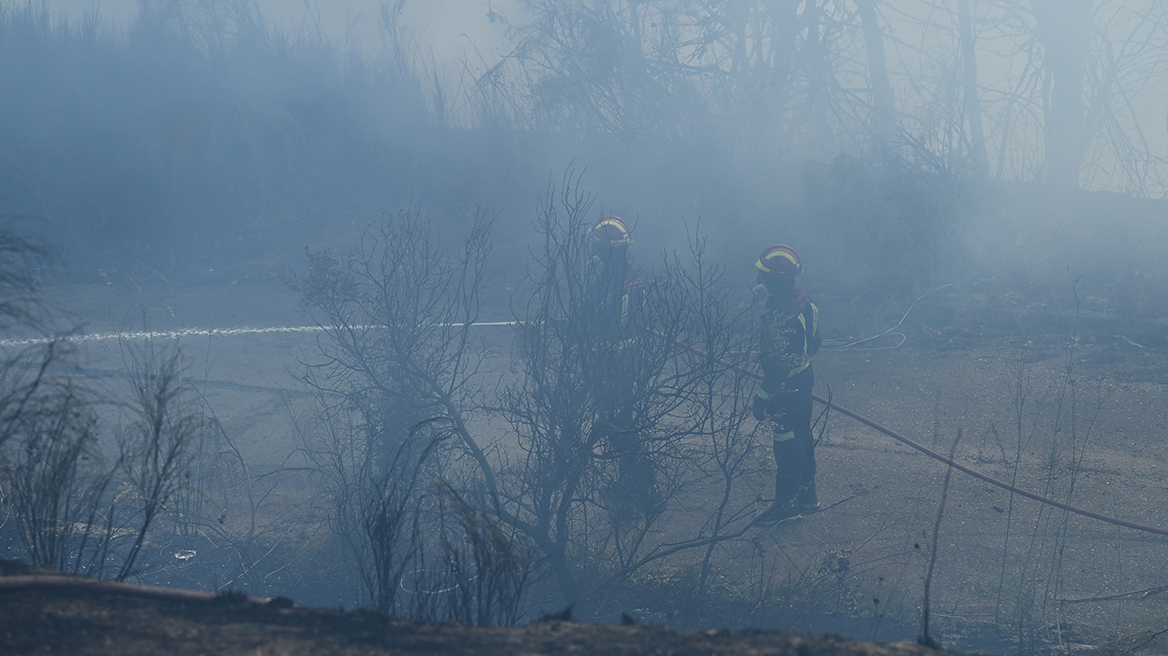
[11,0,1168,297]
[5,2,1168,653]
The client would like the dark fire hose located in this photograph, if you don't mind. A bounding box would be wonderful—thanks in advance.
[672,332,1168,538]
[811,392,1168,537]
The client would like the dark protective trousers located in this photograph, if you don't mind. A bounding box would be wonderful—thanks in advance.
[766,386,816,502]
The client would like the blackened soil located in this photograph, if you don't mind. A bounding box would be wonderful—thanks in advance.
[0,582,962,656]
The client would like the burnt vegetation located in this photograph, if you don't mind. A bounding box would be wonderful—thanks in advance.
[0,222,202,581]
[285,186,767,621]
[3,1,1168,655]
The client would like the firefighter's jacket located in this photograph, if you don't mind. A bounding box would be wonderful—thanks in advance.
[758,288,821,396]
[587,274,646,418]
[591,276,646,352]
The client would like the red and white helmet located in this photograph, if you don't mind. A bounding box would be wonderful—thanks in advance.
[591,216,632,246]
[756,244,802,278]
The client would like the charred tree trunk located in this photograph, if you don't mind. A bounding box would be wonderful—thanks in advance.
[762,0,806,130]
[855,0,896,147]
[804,1,834,155]
[1031,0,1092,195]
[729,0,749,81]
[956,0,988,180]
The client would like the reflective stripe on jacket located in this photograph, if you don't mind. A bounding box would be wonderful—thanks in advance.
[758,291,820,394]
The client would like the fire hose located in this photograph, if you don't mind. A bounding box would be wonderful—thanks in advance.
[811,392,1168,537]
[693,339,1168,538]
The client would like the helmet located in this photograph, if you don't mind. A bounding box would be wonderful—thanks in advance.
[756,244,802,278]
[591,216,632,247]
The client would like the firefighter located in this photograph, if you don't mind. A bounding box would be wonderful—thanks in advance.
[586,216,655,516]
[752,244,822,526]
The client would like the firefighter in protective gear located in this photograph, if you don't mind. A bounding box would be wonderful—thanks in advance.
[587,216,656,516]
[752,244,822,526]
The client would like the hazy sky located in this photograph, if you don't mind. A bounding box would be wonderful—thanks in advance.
[50,0,518,67]
[36,0,1168,196]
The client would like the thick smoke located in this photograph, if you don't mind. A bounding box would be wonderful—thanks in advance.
[4,1,1168,652]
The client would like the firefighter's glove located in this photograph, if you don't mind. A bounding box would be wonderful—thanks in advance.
[752,390,769,422]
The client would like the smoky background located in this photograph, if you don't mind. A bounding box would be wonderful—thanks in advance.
[3,1,1168,653]
[6,0,1166,298]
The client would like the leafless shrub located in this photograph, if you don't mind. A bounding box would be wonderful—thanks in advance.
[433,482,540,627]
[0,221,64,463]
[360,421,442,615]
[288,207,493,484]
[0,366,113,574]
[0,221,49,334]
[290,208,506,615]
[0,339,200,581]
[497,176,768,611]
[292,195,792,620]
[159,398,316,596]
[297,382,537,623]
[993,313,1102,653]
[109,342,201,581]
[0,225,111,574]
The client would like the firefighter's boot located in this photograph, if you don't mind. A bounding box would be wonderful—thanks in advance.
[797,480,819,513]
[756,498,801,526]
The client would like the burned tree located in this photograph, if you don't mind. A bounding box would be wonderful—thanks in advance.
[290,209,540,621]
[294,194,793,617]
[497,178,768,610]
